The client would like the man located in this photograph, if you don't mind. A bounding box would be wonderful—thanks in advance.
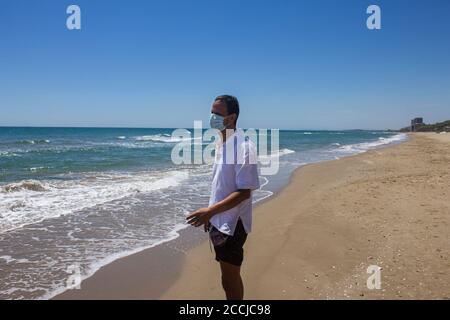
[186,95,260,300]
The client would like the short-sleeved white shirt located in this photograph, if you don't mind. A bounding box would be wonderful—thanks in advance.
[209,129,260,236]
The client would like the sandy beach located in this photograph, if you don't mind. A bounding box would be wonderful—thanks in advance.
[57,133,450,300]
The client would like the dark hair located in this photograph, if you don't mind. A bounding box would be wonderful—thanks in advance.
[215,95,240,123]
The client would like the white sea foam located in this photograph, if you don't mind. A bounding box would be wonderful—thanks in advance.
[0,170,190,233]
[135,134,183,143]
[29,167,48,172]
[0,255,30,264]
[116,136,126,140]
[258,148,295,161]
[253,176,273,203]
[17,139,50,145]
[335,133,407,154]
[134,134,206,145]
[0,151,19,157]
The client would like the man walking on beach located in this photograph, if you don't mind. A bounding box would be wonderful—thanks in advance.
[187,95,260,300]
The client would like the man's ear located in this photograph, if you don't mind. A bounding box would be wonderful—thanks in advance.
[226,113,237,126]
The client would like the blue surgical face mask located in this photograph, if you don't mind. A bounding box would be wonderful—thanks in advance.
[210,113,226,131]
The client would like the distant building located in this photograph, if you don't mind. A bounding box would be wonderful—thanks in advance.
[411,117,424,132]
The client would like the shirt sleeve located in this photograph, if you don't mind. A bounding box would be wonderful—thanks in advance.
[235,138,260,190]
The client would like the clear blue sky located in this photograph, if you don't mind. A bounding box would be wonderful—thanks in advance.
[1,0,449,130]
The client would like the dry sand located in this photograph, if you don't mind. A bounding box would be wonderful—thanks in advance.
[57,133,450,300]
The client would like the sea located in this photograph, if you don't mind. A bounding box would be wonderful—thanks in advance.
[0,127,407,299]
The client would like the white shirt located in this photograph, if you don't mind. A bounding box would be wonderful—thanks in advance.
[209,129,260,236]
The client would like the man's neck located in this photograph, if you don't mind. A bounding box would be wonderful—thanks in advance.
[220,127,236,143]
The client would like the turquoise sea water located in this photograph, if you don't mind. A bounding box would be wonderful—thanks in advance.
[0,127,407,299]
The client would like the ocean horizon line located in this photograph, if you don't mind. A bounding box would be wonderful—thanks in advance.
[0,125,396,132]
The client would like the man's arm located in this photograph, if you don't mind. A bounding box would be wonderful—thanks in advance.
[186,189,251,228]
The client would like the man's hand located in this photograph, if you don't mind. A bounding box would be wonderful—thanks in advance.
[187,190,251,230]
[186,207,213,228]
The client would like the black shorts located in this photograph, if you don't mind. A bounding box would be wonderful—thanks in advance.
[209,219,248,267]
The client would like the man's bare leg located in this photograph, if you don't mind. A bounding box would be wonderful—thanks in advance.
[220,261,243,300]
